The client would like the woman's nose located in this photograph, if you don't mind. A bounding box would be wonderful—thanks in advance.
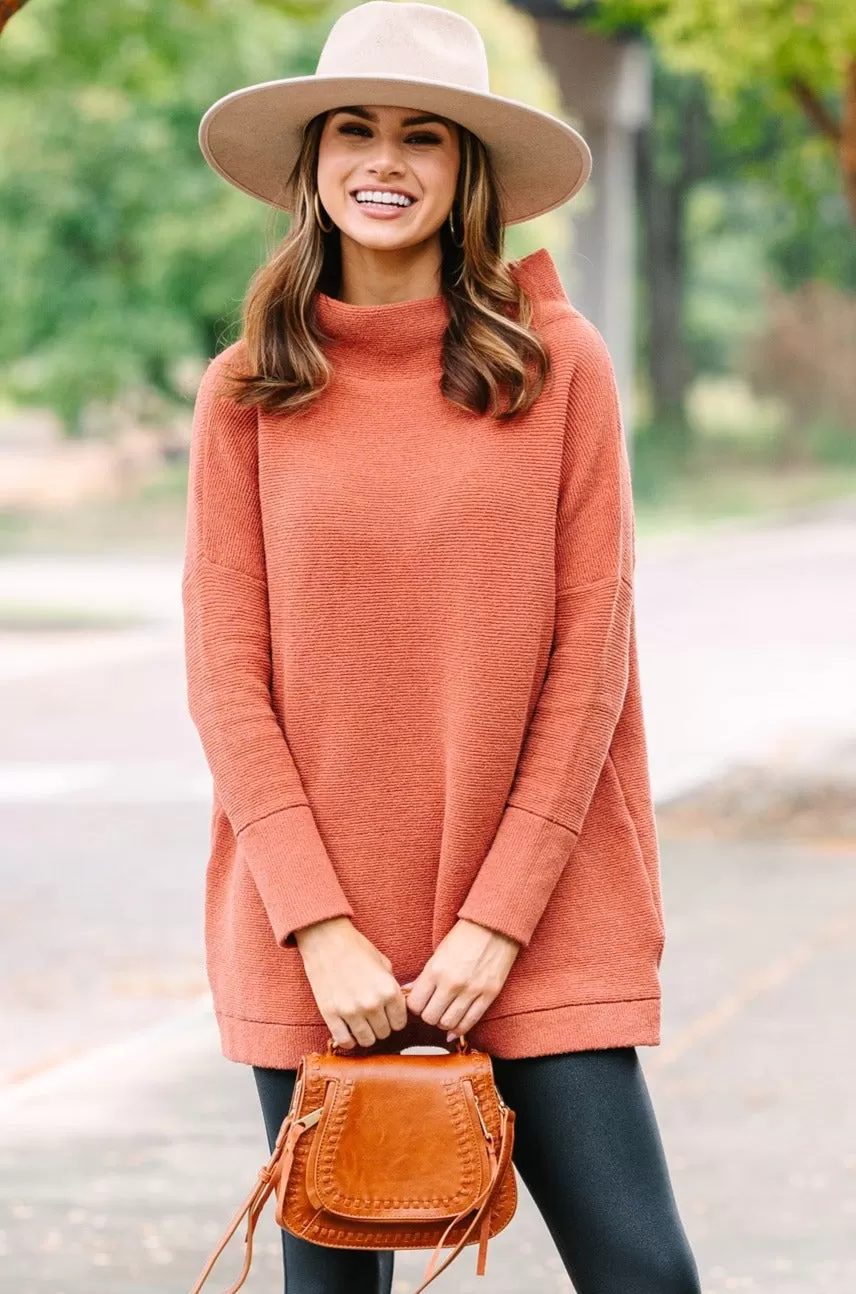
[367,138,407,169]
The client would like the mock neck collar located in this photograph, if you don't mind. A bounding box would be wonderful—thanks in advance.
[314,286,449,378]
[312,247,568,381]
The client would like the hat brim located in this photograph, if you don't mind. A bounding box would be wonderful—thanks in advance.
[199,73,592,226]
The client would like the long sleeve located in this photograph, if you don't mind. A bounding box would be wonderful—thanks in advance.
[181,345,355,947]
[457,319,635,948]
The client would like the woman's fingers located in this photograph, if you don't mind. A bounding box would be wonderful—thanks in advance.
[386,989,409,1033]
[406,920,521,1036]
[327,1014,357,1049]
[403,975,433,1016]
[342,1009,378,1048]
[408,971,479,1030]
[365,1003,392,1041]
[419,984,460,1028]
[450,995,492,1038]
[342,979,410,1047]
[438,991,479,1032]
[297,918,413,1050]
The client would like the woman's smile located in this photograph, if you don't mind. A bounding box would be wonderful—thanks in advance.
[350,188,419,218]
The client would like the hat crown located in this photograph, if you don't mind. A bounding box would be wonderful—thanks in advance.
[316,1,490,93]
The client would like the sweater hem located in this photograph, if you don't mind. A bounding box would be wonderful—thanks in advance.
[213,994,661,1068]
[470,995,661,1058]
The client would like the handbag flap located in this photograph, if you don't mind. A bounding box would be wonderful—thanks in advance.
[304,1052,491,1223]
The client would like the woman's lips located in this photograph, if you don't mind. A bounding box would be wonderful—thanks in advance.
[350,193,417,218]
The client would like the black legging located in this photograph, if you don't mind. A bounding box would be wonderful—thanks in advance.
[253,1046,702,1293]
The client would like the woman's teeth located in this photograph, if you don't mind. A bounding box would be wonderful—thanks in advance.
[354,190,414,207]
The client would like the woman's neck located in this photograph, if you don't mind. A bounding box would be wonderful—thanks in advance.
[336,237,444,306]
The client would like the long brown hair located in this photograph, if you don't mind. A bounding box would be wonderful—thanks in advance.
[221,110,551,420]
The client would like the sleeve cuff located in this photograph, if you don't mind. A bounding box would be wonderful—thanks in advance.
[236,803,355,948]
[456,805,578,948]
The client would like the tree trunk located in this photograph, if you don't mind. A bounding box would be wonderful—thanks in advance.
[790,60,856,228]
[842,56,856,227]
[636,75,709,461]
[637,124,688,453]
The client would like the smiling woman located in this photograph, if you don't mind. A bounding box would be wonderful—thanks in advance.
[184,5,702,1294]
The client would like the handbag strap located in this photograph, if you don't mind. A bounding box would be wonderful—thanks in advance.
[189,1106,321,1294]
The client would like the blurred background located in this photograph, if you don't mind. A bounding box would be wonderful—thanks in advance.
[0,1,854,1291]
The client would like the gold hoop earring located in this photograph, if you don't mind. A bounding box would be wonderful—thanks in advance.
[314,191,334,234]
[447,207,464,248]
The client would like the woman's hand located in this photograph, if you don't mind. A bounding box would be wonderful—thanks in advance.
[294,916,408,1049]
[405,918,521,1039]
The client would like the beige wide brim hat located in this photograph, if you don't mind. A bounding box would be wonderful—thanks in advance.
[199,1,592,226]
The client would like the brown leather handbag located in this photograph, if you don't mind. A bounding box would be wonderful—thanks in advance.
[189,1026,517,1294]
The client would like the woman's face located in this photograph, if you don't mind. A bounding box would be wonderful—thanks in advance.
[316,103,460,252]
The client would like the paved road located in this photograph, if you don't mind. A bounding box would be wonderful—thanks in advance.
[0,649,209,1086]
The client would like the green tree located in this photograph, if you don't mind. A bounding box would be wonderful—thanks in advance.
[557,1,856,460]
[635,52,856,455]
[565,0,856,226]
[0,0,337,433]
[0,0,568,434]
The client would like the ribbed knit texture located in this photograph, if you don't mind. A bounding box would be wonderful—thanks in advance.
[181,247,665,1065]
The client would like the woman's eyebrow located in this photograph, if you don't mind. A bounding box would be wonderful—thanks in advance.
[330,106,448,128]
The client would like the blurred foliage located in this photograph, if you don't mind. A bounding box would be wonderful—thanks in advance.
[0,0,324,433]
[563,0,855,103]
[0,0,569,435]
[679,89,856,375]
[618,11,856,470]
[742,278,856,461]
[680,83,856,466]
[698,88,856,294]
[564,0,856,231]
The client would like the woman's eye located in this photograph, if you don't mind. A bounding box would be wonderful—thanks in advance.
[337,124,442,145]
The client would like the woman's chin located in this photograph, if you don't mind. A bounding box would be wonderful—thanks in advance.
[341,222,421,248]
[333,207,442,251]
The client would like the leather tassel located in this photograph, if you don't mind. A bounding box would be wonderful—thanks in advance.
[476,1203,491,1275]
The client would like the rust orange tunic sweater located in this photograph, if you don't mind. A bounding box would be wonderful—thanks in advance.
[181,246,665,1067]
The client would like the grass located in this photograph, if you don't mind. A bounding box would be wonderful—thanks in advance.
[633,456,856,538]
[631,391,856,536]
[0,604,147,632]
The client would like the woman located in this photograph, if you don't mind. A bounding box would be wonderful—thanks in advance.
[183,3,702,1291]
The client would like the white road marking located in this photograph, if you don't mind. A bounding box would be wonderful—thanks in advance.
[0,994,214,1118]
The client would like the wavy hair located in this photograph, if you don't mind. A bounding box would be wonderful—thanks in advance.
[221,110,551,420]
